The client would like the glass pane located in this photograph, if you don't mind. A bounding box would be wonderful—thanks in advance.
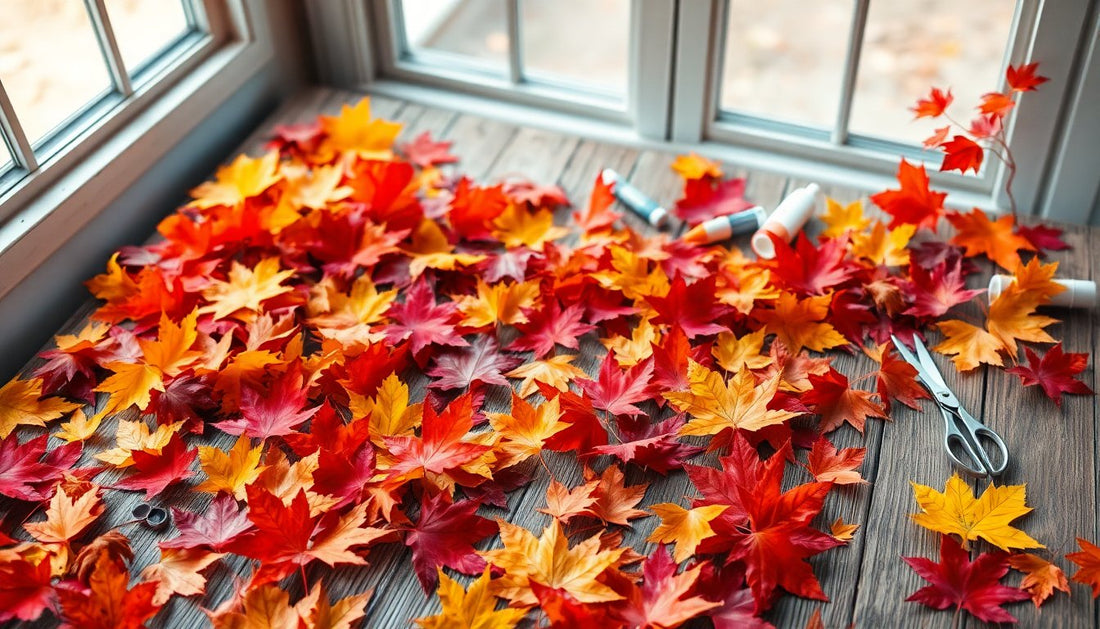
[849,0,1016,145]
[720,0,853,128]
[0,0,112,145]
[520,0,629,96]
[104,0,190,75]
[400,0,508,73]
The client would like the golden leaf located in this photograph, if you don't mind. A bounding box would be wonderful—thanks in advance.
[910,473,1043,551]
[667,361,800,437]
[648,503,727,562]
[0,376,81,439]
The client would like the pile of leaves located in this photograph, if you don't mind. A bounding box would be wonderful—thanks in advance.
[0,64,1097,627]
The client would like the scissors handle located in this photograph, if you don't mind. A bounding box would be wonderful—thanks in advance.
[940,406,1008,476]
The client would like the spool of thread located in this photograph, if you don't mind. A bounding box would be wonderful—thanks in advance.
[601,168,669,228]
[682,206,767,244]
[750,183,821,259]
[988,275,1097,309]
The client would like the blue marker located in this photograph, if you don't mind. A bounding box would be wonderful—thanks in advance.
[601,168,669,228]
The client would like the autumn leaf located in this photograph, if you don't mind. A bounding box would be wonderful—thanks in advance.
[934,319,1006,372]
[201,257,296,321]
[449,179,509,240]
[383,393,492,490]
[141,547,225,606]
[948,209,1035,270]
[538,479,599,524]
[830,517,859,543]
[987,286,1059,359]
[675,177,753,226]
[904,535,1029,623]
[416,567,526,629]
[1006,343,1094,406]
[647,275,733,338]
[712,329,770,373]
[190,151,282,208]
[25,481,104,544]
[54,408,102,443]
[874,342,932,413]
[912,87,953,118]
[672,152,723,180]
[480,519,626,606]
[405,493,497,592]
[1067,537,1100,597]
[903,259,983,319]
[493,203,568,250]
[357,372,422,444]
[56,552,161,629]
[319,98,403,160]
[400,131,459,168]
[591,414,702,474]
[648,503,727,562]
[668,361,800,439]
[578,354,654,417]
[0,434,81,501]
[804,437,867,484]
[910,473,1043,551]
[612,545,722,627]
[758,292,847,354]
[114,434,198,500]
[820,198,871,238]
[0,375,81,439]
[803,368,885,434]
[979,91,1016,118]
[587,464,648,526]
[1006,62,1049,92]
[506,354,587,398]
[767,234,859,296]
[196,435,267,499]
[162,493,252,552]
[384,278,469,358]
[1007,552,1069,607]
[870,159,947,232]
[213,367,318,440]
[939,136,984,174]
[509,300,595,357]
[427,336,522,391]
[96,419,183,467]
[490,392,566,465]
[0,554,54,622]
[453,278,540,328]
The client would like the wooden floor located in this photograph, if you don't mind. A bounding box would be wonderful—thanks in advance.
[11,86,1100,628]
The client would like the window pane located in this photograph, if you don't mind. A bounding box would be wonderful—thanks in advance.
[0,0,112,145]
[720,0,852,128]
[400,0,508,73]
[849,1,1016,145]
[520,0,629,96]
[104,0,190,75]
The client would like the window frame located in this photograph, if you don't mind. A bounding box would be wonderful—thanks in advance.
[0,0,275,300]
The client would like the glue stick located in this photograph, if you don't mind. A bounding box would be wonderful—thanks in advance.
[750,183,820,259]
[988,275,1097,309]
[601,168,669,228]
[683,206,767,244]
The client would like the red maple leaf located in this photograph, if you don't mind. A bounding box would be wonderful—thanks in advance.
[1006,343,1094,406]
[939,136,984,175]
[313,441,377,507]
[0,555,54,622]
[214,367,318,440]
[979,92,1016,118]
[650,325,692,393]
[114,434,197,500]
[538,383,609,455]
[0,434,81,501]
[400,131,459,168]
[504,179,569,208]
[1006,62,1049,92]
[674,177,753,226]
[163,493,253,552]
[803,368,885,434]
[510,299,596,357]
[592,414,702,474]
[904,535,1029,623]
[332,342,410,399]
[345,160,423,233]
[609,544,720,627]
[149,375,217,431]
[904,259,983,319]
[532,582,618,626]
[385,279,469,360]
[828,289,877,345]
[689,434,839,612]
[871,159,948,232]
[56,552,160,629]
[1016,224,1070,253]
[647,275,733,338]
[766,234,859,296]
[578,354,654,416]
[427,336,521,391]
[405,493,496,592]
[307,210,408,279]
[875,342,932,413]
[912,87,953,118]
[283,401,370,457]
[266,122,322,158]
[968,113,1003,139]
[449,178,508,240]
[572,172,621,233]
[384,393,491,484]
[804,436,866,484]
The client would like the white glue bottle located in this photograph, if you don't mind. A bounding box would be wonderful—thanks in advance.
[751,183,821,259]
[988,275,1098,309]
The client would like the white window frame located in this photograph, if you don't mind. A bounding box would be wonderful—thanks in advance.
[314,0,1099,222]
[0,0,275,301]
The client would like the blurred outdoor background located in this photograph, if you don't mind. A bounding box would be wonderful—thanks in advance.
[1,0,1016,161]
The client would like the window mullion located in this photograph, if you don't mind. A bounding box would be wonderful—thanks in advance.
[505,0,523,84]
[831,0,870,145]
[0,80,37,171]
[84,0,134,96]
[670,0,719,142]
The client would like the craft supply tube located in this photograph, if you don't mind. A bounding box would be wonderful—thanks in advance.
[683,206,767,244]
[601,168,669,228]
[988,274,1097,309]
[750,183,821,259]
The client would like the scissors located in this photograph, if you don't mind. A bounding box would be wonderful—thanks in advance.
[890,334,1009,477]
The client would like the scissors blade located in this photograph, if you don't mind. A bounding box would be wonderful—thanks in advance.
[910,335,951,392]
[889,334,943,394]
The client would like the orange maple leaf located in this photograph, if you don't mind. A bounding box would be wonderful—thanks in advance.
[758,292,847,354]
[947,209,1035,270]
[1007,553,1070,607]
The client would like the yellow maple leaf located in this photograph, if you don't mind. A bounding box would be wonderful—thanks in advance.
[933,319,1006,372]
[667,361,800,438]
[671,152,723,180]
[505,354,587,398]
[309,276,397,346]
[590,245,670,302]
[454,279,540,328]
[319,98,403,161]
[85,253,138,302]
[820,198,871,238]
[480,519,625,606]
[209,584,300,629]
[196,436,267,500]
[282,163,352,210]
[648,503,727,562]
[351,372,422,444]
[830,517,860,543]
[54,408,102,443]
[0,376,81,439]
[493,204,568,250]
[93,361,164,421]
[716,264,779,314]
[141,548,225,606]
[987,283,1059,359]
[54,321,111,353]
[851,221,914,267]
[96,419,183,467]
[25,482,103,544]
[712,329,771,373]
[416,567,526,629]
[294,583,372,629]
[1011,257,1066,303]
[201,257,296,322]
[601,316,658,367]
[190,151,283,209]
[910,473,1043,551]
[489,393,566,466]
[140,310,202,377]
[403,218,486,277]
[759,292,847,354]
